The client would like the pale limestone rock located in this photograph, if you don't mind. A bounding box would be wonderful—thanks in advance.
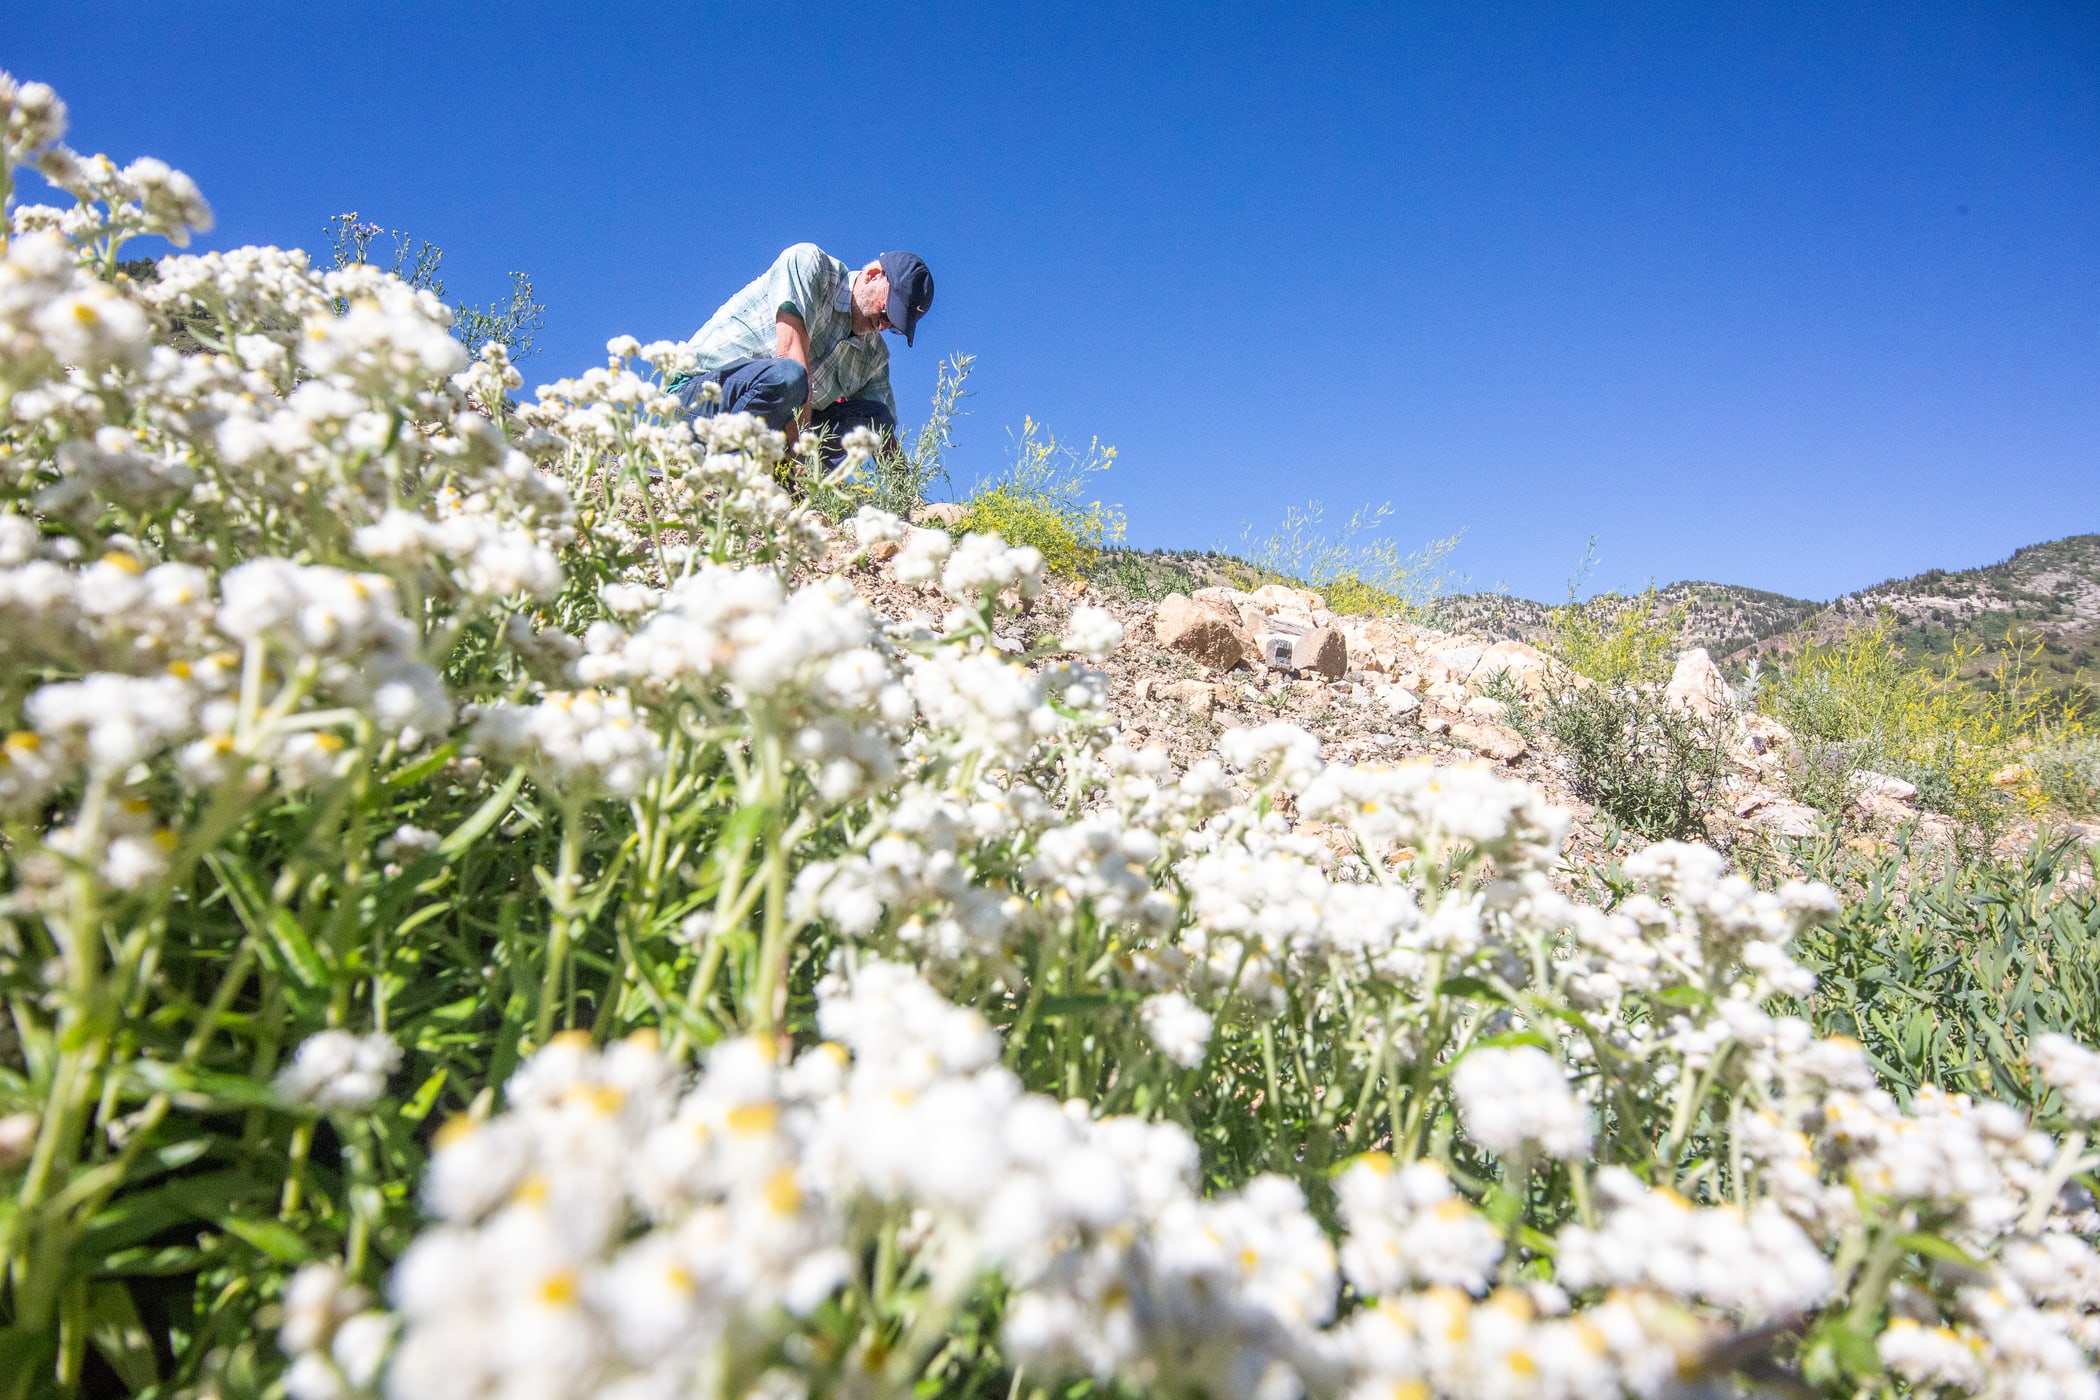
[1449,720,1526,762]
[1753,800,1821,838]
[1665,649,1732,719]
[1473,640,1552,700]
[1263,610,1315,637]
[1739,712,1793,756]
[1340,617,1410,674]
[1422,714,1451,735]
[1249,583,1326,613]
[1859,792,1920,824]
[1154,594,1251,671]
[1464,695,1509,721]
[911,502,968,527]
[1425,680,1471,706]
[1435,645,1486,682]
[1376,685,1421,716]
[1295,626,1348,679]
[1193,586,1252,607]
[1733,788,1781,817]
[1854,770,1918,803]
[1163,679,1220,713]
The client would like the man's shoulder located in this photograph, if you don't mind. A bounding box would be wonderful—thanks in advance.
[772,242,847,278]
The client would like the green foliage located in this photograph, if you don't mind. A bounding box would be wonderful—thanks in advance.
[2033,735,2100,817]
[1239,500,1462,618]
[1788,835,2100,1110]
[451,271,546,362]
[960,416,1124,577]
[1537,545,1686,687]
[1470,669,1539,744]
[326,211,545,359]
[1543,682,1730,841]
[1542,590,1685,686]
[1760,616,2070,828]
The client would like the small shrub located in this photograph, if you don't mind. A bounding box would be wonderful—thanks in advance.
[960,416,1124,577]
[327,211,545,358]
[1543,588,1685,686]
[1090,548,1213,601]
[1544,682,1729,841]
[960,485,1103,576]
[1471,668,1538,744]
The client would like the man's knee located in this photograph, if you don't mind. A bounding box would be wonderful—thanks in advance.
[704,356,809,431]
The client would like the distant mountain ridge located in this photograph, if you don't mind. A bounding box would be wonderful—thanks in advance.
[1429,533,2100,713]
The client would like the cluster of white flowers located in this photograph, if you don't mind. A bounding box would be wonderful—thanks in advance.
[1555,1168,1833,1320]
[470,689,664,800]
[276,1030,403,1112]
[1139,990,1214,1068]
[376,962,1334,1400]
[1452,1044,1595,1161]
[2035,1032,2100,1121]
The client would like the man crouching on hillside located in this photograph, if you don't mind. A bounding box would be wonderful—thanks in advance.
[673,243,933,460]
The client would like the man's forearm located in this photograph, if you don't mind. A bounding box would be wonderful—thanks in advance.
[775,312,813,413]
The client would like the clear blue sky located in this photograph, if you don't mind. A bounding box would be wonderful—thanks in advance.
[10,2,2097,602]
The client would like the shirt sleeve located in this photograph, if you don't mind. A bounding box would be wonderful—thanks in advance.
[767,243,829,326]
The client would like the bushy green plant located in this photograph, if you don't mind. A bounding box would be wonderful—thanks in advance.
[1542,681,1730,840]
[1785,834,2100,1108]
[1543,591,1685,686]
[959,416,1123,577]
[1470,668,1539,744]
[1087,548,1214,601]
[1536,542,1686,687]
[1239,499,1462,618]
[2031,734,2100,817]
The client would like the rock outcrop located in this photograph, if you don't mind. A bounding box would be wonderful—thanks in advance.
[1154,593,1252,671]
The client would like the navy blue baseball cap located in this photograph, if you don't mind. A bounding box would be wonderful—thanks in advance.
[877,251,934,346]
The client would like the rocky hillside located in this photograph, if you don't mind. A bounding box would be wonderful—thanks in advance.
[1104,533,2100,714]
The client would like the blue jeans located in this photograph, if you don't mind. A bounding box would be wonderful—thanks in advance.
[679,357,897,465]
[677,356,809,432]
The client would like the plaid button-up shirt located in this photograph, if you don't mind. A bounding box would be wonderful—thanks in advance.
[684,243,896,415]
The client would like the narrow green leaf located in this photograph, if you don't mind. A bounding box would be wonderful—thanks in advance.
[400,1068,448,1124]
[219,1215,312,1264]
[86,1281,160,1391]
[1898,1230,1984,1269]
[438,766,528,857]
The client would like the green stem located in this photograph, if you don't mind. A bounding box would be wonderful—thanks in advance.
[533,813,585,1046]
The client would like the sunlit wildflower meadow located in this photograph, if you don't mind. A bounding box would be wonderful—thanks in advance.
[4,72,2100,1400]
